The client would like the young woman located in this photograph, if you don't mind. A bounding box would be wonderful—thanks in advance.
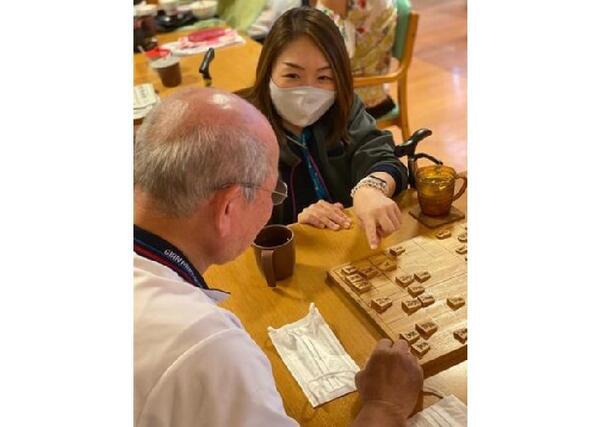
[243,7,408,249]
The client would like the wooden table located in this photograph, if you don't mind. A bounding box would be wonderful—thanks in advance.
[205,188,467,426]
[133,29,262,96]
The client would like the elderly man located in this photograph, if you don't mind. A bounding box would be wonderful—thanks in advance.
[134,88,422,427]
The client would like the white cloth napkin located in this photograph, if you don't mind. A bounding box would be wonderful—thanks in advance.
[268,303,360,407]
[408,394,467,426]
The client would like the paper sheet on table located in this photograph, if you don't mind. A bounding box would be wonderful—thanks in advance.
[408,394,467,426]
[134,83,160,120]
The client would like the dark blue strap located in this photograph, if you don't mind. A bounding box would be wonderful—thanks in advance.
[297,128,331,201]
[134,225,210,290]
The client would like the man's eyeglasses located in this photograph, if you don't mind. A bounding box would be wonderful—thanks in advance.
[241,178,288,206]
[218,178,288,206]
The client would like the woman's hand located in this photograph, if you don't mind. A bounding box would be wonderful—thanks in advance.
[353,186,402,249]
[298,200,352,230]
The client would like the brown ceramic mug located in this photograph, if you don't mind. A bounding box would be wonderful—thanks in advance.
[150,56,182,88]
[252,225,295,287]
[416,165,467,217]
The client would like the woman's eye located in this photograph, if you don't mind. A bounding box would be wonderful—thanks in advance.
[318,75,333,81]
[283,73,299,79]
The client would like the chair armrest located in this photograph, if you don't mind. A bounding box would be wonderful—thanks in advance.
[353,60,409,87]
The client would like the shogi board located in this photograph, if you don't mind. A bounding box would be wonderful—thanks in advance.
[327,220,467,377]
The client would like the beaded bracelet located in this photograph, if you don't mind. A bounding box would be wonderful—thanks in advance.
[350,175,388,198]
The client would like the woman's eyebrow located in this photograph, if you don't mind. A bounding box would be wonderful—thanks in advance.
[282,62,304,70]
[281,62,332,71]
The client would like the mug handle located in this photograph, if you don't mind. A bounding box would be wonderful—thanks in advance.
[452,173,468,201]
[261,249,277,287]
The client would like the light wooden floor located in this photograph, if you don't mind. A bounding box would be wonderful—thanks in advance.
[387,0,467,173]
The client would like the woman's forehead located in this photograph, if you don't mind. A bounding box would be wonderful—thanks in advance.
[275,36,330,68]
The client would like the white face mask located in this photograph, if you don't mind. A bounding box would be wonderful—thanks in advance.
[269,80,336,128]
[267,303,360,407]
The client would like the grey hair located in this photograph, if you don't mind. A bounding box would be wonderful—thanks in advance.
[134,95,270,217]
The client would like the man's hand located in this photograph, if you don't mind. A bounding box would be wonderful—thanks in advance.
[352,339,423,427]
[298,200,352,230]
[353,187,402,249]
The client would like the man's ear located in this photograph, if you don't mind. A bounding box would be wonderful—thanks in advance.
[210,185,242,238]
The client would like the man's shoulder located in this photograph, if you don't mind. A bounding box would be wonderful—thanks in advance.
[134,254,242,341]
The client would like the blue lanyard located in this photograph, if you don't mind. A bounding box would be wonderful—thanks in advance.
[134,225,209,290]
[296,129,330,201]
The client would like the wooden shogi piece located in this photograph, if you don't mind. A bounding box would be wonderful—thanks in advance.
[418,294,435,307]
[436,229,452,239]
[359,266,379,279]
[369,254,390,265]
[411,340,431,358]
[402,298,422,314]
[399,330,420,344]
[344,273,364,285]
[447,296,465,310]
[395,274,414,287]
[349,280,372,294]
[454,328,467,344]
[371,296,393,313]
[455,245,467,255]
[341,265,358,276]
[378,260,397,272]
[457,232,467,243]
[407,283,425,297]
[414,271,431,283]
[388,244,406,256]
[416,320,438,338]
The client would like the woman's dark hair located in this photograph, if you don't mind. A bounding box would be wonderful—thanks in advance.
[243,7,354,148]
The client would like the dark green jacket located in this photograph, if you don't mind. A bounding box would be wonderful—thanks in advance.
[272,94,409,224]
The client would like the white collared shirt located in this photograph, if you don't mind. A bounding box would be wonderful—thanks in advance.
[134,253,298,427]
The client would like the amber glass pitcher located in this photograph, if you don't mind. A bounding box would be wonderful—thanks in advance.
[415,165,467,217]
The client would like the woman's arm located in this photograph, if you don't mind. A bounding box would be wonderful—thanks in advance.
[346,95,409,195]
[346,95,408,249]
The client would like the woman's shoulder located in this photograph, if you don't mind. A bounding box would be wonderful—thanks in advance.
[350,92,366,111]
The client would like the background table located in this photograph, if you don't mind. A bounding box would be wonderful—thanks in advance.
[205,188,468,426]
[134,29,262,95]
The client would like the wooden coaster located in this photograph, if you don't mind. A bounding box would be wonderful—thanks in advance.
[409,205,466,229]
